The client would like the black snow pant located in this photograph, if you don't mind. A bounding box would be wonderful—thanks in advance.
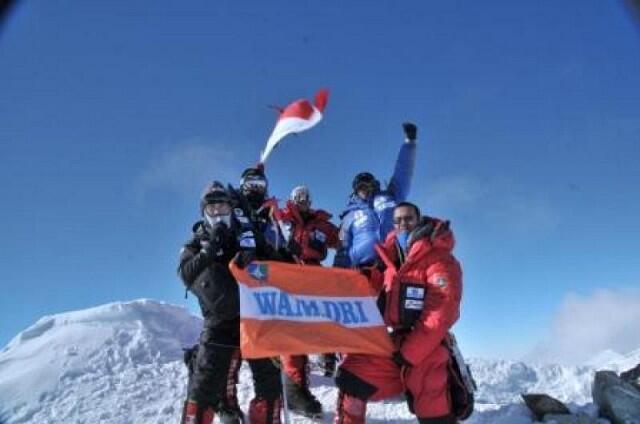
[186,323,241,409]
[186,320,282,410]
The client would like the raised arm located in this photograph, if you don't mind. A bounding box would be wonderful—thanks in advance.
[387,122,418,201]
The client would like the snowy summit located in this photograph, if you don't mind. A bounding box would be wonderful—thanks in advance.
[0,300,636,423]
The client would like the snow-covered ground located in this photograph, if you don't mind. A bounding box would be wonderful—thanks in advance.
[0,300,637,423]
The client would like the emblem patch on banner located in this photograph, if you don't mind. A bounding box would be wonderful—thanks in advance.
[248,263,268,281]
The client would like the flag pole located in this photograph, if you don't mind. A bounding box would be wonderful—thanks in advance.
[279,360,291,424]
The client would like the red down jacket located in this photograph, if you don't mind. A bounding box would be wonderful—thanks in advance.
[375,216,463,366]
[276,200,339,263]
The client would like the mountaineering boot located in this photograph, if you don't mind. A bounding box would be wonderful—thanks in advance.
[334,391,366,424]
[218,408,244,424]
[180,400,215,424]
[217,403,245,424]
[285,377,323,419]
[248,397,282,424]
[320,353,337,377]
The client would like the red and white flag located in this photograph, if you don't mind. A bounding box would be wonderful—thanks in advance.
[229,260,393,359]
[260,89,329,163]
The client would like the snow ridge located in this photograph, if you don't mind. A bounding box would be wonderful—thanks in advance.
[0,299,635,423]
[0,300,200,424]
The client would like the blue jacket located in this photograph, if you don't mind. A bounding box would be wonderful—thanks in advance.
[334,141,416,267]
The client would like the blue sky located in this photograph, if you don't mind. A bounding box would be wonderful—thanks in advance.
[1,0,639,361]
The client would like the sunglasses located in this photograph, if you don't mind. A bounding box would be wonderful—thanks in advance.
[393,215,417,225]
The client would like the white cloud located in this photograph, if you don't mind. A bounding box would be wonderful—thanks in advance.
[135,138,239,200]
[423,175,490,209]
[421,175,559,234]
[527,288,640,365]
[485,192,559,233]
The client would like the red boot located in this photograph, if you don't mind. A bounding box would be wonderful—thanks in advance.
[282,355,323,419]
[334,391,366,424]
[281,355,307,387]
[181,400,215,424]
[248,397,282,424]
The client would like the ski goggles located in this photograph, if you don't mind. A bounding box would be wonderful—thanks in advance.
[241,178,267,193]
[204,213,232,228]
[204,202,232,216]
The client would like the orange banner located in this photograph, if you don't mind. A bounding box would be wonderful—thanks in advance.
[230,261,393,359]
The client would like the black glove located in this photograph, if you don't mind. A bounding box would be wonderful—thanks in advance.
[358,261,383,280]
[402,122,417,142]
[183,344,199,373]
[209,222,230,245]
[201,223,231,261]
[234,249,256,269]
[392,351,411,368]
[287,238,302,258]
[200,241,218,261]
[359,265,374,280]
[308,233,327,256]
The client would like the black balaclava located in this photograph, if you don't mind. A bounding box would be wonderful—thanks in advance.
[240,165,268,210]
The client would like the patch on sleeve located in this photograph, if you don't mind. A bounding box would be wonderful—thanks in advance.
[374,197,396,212]
[240,238,256,248]
[239,231,256,248]
[436,277,448,288]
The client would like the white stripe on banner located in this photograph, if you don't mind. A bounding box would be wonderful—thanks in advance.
[239,283,384,328]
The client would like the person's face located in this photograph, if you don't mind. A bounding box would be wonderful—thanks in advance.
[204,202,232,217]
[393,206,419,232]
[355,181,375,200]
[293,191,311,212]
[296,199,311,213]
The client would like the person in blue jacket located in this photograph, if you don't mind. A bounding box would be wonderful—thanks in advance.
[334,122,418,268]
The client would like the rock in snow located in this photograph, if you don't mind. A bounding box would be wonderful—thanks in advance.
[592,371,640,424]
[0,299,635,423]
[521,393,570,420]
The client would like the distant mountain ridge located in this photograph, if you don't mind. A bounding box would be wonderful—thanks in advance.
[0,299,636,423]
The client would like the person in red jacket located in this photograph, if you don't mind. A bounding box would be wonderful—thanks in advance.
[334,201,463,424]
[268,185,340,418]
[278,185,339,264]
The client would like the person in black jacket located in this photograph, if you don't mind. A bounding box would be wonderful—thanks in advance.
[178,181,282,424]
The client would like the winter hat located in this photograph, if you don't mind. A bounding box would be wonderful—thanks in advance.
[200,181,231,215]
[352,172,380,193]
